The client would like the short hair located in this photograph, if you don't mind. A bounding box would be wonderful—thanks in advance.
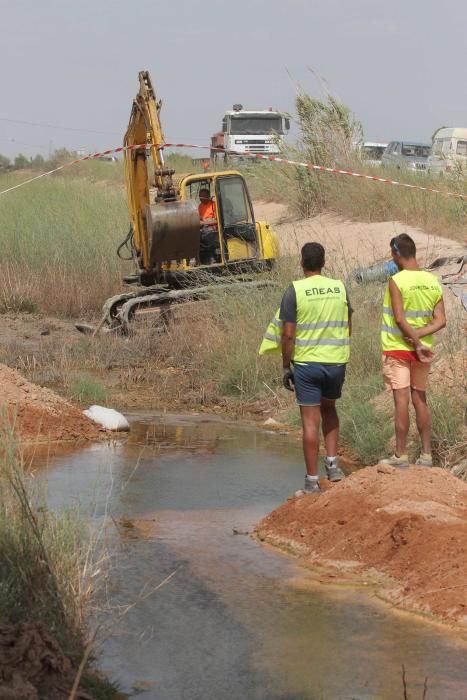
[301,242,325,271]
[390,233,416,259]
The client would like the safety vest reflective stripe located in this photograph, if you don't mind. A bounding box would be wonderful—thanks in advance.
[263,332,279,342]
[382,306,433,318]
[380,269,442,352]
[297,320,349,330]
[295,337,350,346]
[381,324,403,336]
[271,318,349,330]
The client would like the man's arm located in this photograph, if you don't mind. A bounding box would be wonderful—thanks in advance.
[388,279,421,345]
[281,321,296,369]
[413,298,446,338]
[388,279,431,362]
[345,287,353,337]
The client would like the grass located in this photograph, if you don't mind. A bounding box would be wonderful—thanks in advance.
[246,158,467,244]
[0,169,129,317]
[71,374,108,404]
[0,425,121,697]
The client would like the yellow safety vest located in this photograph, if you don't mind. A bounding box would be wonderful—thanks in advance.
[258,308,284,356]
[381,269,443,352]
[258,275,350,363]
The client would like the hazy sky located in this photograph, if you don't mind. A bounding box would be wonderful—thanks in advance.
[1,0,466,159]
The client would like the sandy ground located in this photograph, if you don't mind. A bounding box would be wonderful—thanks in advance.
[0,363,101,443]
[256,464,467,625]
[255,201,466,274]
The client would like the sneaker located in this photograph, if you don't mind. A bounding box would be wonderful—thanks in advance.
[297,476,321,495]
[380,454,410,469]
[416,453,433,467]
[324,457,345,482]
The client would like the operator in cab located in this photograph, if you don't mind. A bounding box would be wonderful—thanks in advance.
[198,188,217,225]
[198,187,219,264]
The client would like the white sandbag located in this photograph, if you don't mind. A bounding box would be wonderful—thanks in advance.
[83,405,130,431]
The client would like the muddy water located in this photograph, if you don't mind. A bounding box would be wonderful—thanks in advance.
[35,414,467,699]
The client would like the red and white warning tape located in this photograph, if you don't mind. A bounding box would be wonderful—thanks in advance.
[0,142,465,201]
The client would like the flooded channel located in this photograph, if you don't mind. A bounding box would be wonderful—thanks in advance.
[34,414,467,699]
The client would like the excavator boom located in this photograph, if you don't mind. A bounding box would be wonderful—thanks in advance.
[123,71,198,272]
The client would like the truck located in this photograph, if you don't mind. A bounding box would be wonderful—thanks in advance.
[210,104,290,164]
[426,127,467,177]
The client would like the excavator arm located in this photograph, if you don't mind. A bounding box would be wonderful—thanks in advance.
[123,71,182,271]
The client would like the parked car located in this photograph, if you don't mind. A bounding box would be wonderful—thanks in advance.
[427,127,467,177]
[382,141,430,173]
[361,142,388,167]
[96,155,118,163]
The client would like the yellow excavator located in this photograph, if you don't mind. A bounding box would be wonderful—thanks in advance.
[79,71,278,334]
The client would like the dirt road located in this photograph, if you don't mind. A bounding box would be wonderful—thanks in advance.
[255,201,466,277]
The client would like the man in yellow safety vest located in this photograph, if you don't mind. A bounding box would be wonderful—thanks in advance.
[380,233,446,468]
[259,242,352,494]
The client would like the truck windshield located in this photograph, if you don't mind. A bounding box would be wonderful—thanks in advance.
[401,144,430,158]
[229,116,282,135]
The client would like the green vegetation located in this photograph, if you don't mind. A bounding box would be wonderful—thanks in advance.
[71,374,108,404]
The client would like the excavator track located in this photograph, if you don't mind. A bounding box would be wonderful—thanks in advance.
[76,278,276,336]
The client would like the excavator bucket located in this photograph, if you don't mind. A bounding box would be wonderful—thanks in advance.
[145,199,200,266]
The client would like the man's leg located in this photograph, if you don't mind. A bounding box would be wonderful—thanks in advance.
[411,388,432,455]
[381,356,410,466]
[300,405,321,476]
[393,387,410,456]
[321,398,339,455]
[321,397,345,481]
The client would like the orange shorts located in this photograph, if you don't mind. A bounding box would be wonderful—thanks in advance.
[382,354,430,391]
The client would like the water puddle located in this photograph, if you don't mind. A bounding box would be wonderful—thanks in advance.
[33,414,467,699]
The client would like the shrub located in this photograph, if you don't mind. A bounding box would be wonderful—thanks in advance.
[70,374,108,404]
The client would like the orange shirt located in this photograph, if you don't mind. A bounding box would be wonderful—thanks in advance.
[199,200,216,221]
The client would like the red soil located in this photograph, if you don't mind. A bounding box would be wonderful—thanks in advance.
[0,363,101,442]
[256,464,467,625]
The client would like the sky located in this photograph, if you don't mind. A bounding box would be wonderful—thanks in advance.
[1,0,466,159]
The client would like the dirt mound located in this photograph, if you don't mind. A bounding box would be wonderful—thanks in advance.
[0,363,101,442]
[0,623,73,700]
[256,465,467,624]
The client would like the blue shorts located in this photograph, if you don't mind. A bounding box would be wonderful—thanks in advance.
[293,362,346,406]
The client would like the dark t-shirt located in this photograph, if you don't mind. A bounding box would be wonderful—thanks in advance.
[279,283,353,323]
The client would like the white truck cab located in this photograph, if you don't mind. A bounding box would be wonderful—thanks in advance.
[427,127,467,177]
[211,105,290,162]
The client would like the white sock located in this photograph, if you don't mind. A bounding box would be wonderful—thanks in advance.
[305,474,319,481]
[326,456,337,464]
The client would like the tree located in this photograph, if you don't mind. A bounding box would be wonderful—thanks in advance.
[13,153,29,170]
[31,154,45,169]
[0,154,11,171]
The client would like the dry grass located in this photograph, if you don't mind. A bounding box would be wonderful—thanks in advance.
[0,427,97,656]
[0,171,128,317]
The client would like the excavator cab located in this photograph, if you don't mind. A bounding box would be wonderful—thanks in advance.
[180,171,259,268]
